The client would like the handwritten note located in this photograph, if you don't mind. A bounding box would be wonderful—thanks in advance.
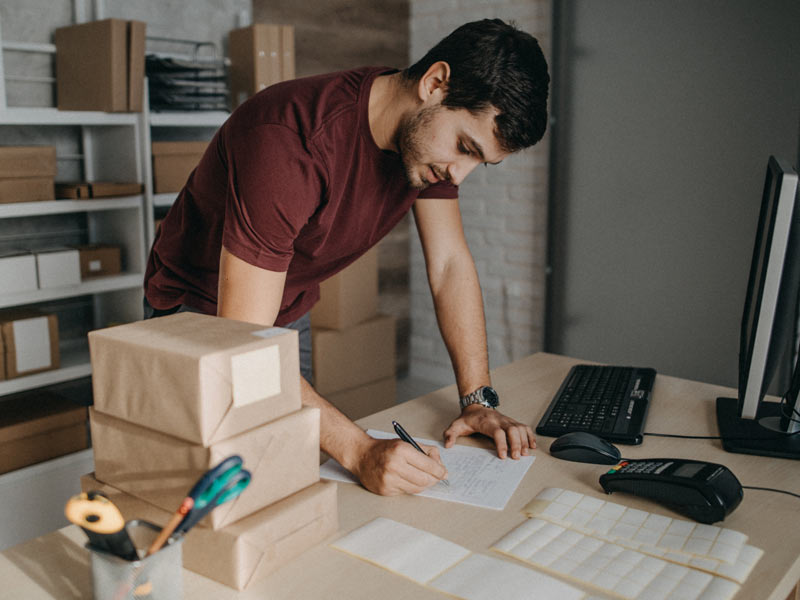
[320,430,534,510]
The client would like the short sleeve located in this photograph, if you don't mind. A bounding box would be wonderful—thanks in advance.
[417,180,458,199]
[222,124,326,272]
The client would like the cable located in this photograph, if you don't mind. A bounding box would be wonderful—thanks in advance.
[742,486,800,500]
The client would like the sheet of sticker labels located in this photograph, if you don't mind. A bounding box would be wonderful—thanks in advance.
[493,487,763,600]
[331,488,762,600]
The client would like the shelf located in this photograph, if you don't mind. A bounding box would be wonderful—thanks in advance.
[0,272,144,309]
[153,193,177,207]
[0,196,142,218]
[0,340,90,396]
[149,111,229,127]
[0,107,138,126]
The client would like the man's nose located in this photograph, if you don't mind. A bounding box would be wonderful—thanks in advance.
[447,158,480,186]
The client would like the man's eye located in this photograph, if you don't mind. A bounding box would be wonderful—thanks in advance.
[458,143,471,155]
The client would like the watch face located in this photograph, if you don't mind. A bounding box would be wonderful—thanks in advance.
[481,387,499,407]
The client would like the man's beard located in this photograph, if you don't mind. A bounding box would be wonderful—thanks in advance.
[395,106,441,190]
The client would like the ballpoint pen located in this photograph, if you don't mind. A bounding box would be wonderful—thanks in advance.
[392,420,450,486]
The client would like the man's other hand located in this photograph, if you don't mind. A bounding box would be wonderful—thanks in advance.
[353,437,449,496]
[443,405,536,459]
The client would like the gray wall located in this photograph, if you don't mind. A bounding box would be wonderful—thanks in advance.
[547,1,800,388]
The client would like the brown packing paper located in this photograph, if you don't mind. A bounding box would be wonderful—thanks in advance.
[88,312,301,445]
[310,248,379,330]
[90,406,320,530]
[80,474,338,591]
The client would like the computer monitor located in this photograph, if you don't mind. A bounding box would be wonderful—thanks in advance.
[716,156,800,459]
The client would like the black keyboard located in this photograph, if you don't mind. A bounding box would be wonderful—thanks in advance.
[536,364,656,444]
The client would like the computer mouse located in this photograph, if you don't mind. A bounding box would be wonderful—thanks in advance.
[549,432,622,464]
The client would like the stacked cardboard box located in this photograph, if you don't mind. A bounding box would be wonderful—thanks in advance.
[228,24,296,109]
[0,146,56,204]
[0,309,60,380]
[87,312,338,590]
[151,141,208,194]
[311,249,397,420]
[55,19,146,112]
[0,390,88,475]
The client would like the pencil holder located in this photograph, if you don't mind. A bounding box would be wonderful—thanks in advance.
[87,519,183,600]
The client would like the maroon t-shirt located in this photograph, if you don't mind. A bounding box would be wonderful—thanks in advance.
[144,66,457,325]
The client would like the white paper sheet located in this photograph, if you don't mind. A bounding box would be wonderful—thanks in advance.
[429,553,586,600]
[331,517,470,584]
[320,429,534,510]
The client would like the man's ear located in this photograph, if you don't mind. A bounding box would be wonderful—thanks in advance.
[417,61,451,104]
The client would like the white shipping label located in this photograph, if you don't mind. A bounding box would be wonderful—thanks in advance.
[251,327,292,340]
[89,259,102,271]
[231,345,281,407]
[12,317,52,373]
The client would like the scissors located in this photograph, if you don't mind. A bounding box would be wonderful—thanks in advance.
[175,454,251,535]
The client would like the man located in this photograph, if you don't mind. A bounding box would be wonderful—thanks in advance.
[144,18,550,496]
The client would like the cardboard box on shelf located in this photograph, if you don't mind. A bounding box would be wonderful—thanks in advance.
[81,473,338,591]
[74,244,122,279]
[55,181,143,199]
[229,24,295,109]
[88,312,301,445]
[55,19,146,112]
[0,178,55,203]
[35,247,81,288]
[0,250,38,294]
[312,314,396,395]
[0,146,57,178]
[310,248,378,330]
[0,310,60,379]
[90,406,320,530]
[151,141,208,193]
[326,376,396,422]
[0,391,88,475]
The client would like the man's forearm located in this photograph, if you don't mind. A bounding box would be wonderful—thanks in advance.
[300,377,371,471]
[429,257,491,396]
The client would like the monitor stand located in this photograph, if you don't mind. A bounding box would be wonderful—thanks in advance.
[716,397,800,459]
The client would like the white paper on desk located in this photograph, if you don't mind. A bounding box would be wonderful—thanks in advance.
[320,429,534,510]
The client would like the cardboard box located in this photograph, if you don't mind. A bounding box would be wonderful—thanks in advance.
[0,250,38,294]
[90,406,320,530]
[0,146,57,178]
[0,391,88,474]
[151,141,208,193]
[0,178,54,203]
[0,310,60,379]
[88,312,302,445]
[35,247,81,288]
[81,473,338,590]
[229,24,295,108]
[310,248,378,330]
[327,376,397,421]
[55,19,145,112]
[74,244,121,279]
[55,181,143,199]
[312,314,396,395]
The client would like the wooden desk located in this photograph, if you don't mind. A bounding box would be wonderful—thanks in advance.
[1,353,798,599]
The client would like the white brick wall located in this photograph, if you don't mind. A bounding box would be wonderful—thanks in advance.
[409,0,552,385]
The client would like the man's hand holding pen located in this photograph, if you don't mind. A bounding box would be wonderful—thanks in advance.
[352,436,449,496]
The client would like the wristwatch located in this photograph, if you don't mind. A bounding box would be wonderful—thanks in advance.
[459,386,500,410]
